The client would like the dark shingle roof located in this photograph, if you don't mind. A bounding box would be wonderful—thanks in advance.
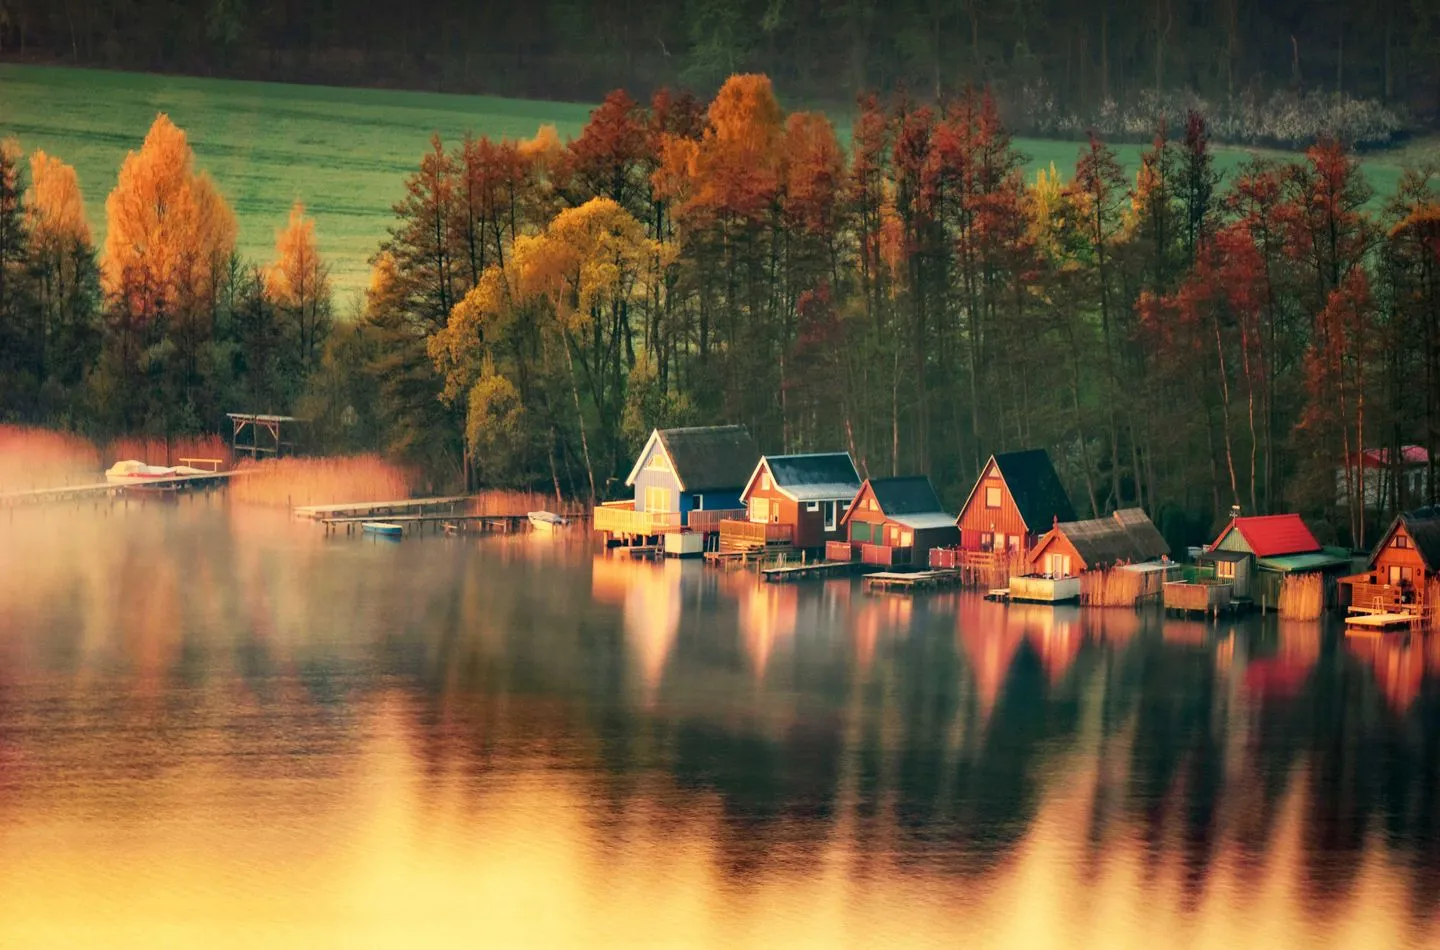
[765,453,861,501]
[1054,508,1170,568]
[1373,506,1440,572]
[869,476,946,516]
[658,425,761,492]
[992,449,1078,530]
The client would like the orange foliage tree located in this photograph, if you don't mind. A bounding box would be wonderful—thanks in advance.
[265,201,332,375]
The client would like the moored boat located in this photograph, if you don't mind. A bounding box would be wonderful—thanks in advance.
[105,459,210,490]
[361,521,404,538]
[528,510,568,533]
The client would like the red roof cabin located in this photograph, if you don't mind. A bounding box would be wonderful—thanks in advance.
[720,453,862,553]
[833,476,960,568]
[1198,513,1350,603]
[1339,507,1440,612]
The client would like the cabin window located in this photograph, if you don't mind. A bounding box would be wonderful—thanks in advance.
[1216,560,1236,579]
[644,487,672,512]
[1394,534,1411,549]
[646,452,670,471]
[1007,535,1021,552]
[693,494,704,509]
[852,522,871,542]
[824,501,838,531]
[1389,566,1414,586]
[868,497,879,511]
[750,498,769,523]
[1046,553,1072,577]
[761,472,772,491]
[900,529,914,548]
[806,501,820,512]
[985,485,1002,508]
[980,531,994,550]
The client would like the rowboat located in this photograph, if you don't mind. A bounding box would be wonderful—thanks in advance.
[105,459,211,490]
[527,511,568,533]
[362,521,404,538]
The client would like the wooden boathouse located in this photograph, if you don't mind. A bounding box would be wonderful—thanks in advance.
[930,449,1077,583]
[719,453,861,554]
[594,425,760,547]
[830,476,959,568]
[1339,506,1440,629]
[1200,513,1351,604]
[1020,507,1175,604]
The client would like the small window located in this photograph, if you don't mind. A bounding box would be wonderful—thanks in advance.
[824,501,838,531]
[761,472,772,491]
[1394,534,1410,549]
[806,501,820,512]
[985,485,1002,509]
[980,531,994,550]
[868,497,879,511]
[900,529,914,547]
[1216,560,1236,579]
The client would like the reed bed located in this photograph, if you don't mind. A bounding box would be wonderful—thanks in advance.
[1080,568,1145,607]
[231,455,414,507]
[104,434,232,469]
[1278,574,1326,621]
[0,424,103,490]
[1426,577,1440,631]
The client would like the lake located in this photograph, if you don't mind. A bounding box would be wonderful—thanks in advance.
[1,499,1437,948]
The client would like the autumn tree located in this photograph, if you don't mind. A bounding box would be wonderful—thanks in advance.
[265,200,332,381]
[0,139,38,417]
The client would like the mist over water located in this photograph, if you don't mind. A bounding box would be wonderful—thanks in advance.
[1,500,1437,948]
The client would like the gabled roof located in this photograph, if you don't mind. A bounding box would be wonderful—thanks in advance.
[959,449,1077,531]
[745,453,861,503]
[1214,514,1320,557]
[624,425,761,492]
[1370,506,1440,572]
[1033,507,1169,570]
[1349,445,1430,467]
[843,476,956,530]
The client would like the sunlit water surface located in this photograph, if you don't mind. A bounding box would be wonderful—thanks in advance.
[1,500,1437,948]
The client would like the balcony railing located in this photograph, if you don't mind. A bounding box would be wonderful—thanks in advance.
[719,519,793,547]
[686,508,746,533]
[826,540,857,562]
[1341,574,1422,609]
[593,505,683,536]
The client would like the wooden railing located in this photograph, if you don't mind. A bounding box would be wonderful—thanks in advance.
[593,505,683,535]
[719,519,793,546]
[860,543,912,567]
[685,508,746,533]
[1342,576,1422,609]
[826,540,857,562]
[1163,579,1233,613]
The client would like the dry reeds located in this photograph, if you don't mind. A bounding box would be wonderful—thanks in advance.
[1426,577,1440,631]
[230,455,414,507]
[0,424,101,490]
[104,434,231,469]
[1278,574,1325,621]
[1081,568,1145,607]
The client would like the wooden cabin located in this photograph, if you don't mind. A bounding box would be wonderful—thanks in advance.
[934,450,1077,568]
[594,425,760,542]
[720,453,861,552]
[833,476,960,567]
[1027,507,1171,576]
[1199,513,1350,604]
[1340,506,1440,611]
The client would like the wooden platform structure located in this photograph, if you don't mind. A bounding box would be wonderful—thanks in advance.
[229,413,306,459]
[1163,579,1238,617]
[318,512,531,536]
[1345,611,1422,631]
[761,560,860,583]
[1,470,246,507]
[862,570,961,595]
[294,495,471,520]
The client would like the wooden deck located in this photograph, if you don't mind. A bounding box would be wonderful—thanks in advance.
[862,570,961,595]
[1,470,247,506]
[1164,579,1236,616]
[319,512,532,536]
[718,519,794,552]
[762,560,860,583]
[1345,611,1422,631]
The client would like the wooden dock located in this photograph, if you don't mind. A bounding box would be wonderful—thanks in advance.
[761,560,859,583]
[1345,612,1420,631]
[0,470,247,507]
[319,512,530,536]
[294,495,471,520]
[862,570,961,594]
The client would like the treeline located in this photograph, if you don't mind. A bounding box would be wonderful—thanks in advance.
[0,117,332,441]
[3,76,1439,549]
[2,0,1437,134]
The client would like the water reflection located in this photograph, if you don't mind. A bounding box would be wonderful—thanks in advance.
[0,504,1437,947]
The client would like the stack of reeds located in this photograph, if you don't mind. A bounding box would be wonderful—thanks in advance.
[0,424,101,490]
[1278,574,1325,621]
[1080,568,1145,607]
[231,455,413,507]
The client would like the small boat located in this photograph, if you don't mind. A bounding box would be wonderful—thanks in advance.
[105,459,210,490]
[527,510,569,533]
[362,521,404,538]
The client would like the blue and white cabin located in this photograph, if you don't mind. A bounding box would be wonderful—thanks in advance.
[624,425,762,525]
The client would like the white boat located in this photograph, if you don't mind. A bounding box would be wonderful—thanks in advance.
[105,459,210,490]
[362,521,404,538]
[528,510,569,533]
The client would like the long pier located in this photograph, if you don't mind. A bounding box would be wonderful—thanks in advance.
[0,470,247,507]
[293,495,472,520]
[862,570,962,595]
[761,560,860,583]
[318,512,531,536]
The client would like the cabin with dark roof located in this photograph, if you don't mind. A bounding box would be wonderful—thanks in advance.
[1339,507,1440,611]
[833,476,959,567]
[1199,513,1351,603]
[951,450,1077,558]
[720,453,862,552]
[594,425,760,541]
[1027,508,1171,577]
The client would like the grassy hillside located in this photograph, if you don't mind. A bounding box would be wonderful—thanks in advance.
[0,64,1420,300]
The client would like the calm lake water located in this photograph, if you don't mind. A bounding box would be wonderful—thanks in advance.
[1,499,1438,949]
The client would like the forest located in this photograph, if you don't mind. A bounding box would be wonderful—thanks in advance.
[1,0,1437,142]
[1,73,1438,551]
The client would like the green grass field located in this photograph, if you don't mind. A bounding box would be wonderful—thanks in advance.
[0,64,1424,301]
